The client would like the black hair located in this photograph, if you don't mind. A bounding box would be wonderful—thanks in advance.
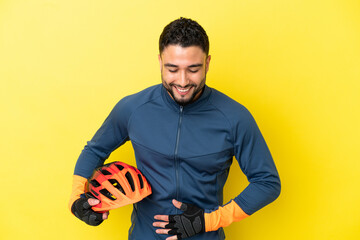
[159,17,209,55]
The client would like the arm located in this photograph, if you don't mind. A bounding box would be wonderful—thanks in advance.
[206,108,281,231]
[206,109,280,231]
[69,99,131,224]
[73,98,131,179]
[231,109,281,216]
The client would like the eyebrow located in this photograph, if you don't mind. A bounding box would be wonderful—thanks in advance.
[164,63,178,68]
[188,64,203,68]
[164,63,203,68]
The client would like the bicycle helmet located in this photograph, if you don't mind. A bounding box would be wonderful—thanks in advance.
[86,161,152,212]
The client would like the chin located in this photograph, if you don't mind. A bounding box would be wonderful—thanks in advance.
[174,95,195,106]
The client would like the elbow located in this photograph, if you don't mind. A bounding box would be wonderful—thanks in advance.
[270,174,281,203]
[273,178,281,201]
[269,173,281,202]
[262,175,281,203]
[266,170,281,202]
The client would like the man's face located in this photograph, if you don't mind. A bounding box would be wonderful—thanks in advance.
[159,45,211,106]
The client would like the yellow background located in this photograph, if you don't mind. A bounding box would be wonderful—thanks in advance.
[1,0,359,239]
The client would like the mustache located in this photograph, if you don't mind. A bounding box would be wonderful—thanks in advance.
[169,83,197,88]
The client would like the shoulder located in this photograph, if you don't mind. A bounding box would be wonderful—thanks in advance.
[208,87,260,139]
[208,87,254,123]
[106,84,162,123]
[114,84,162,110]
[120,84,161,105]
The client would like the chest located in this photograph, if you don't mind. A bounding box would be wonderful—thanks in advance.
[128,105,234,163]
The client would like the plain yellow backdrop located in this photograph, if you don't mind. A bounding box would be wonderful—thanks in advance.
[1,0,359,239]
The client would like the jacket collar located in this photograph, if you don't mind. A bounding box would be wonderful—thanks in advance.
[161,84,212,113]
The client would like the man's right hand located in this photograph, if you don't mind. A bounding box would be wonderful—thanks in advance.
[71,196,109,226]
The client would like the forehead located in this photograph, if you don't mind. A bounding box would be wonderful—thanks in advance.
[161,45,206,65]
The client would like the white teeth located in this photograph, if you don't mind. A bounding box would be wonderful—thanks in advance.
[176,87,190,93]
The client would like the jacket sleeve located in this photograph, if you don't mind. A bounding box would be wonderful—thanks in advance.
[204,199,249,231]
[232,108,281,215]
[204,108,280,232]
[68,175,88,211]
[73,97,131,178]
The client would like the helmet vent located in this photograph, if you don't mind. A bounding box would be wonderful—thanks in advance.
[90,179,101,188]
[101,169,112,175]
[115,164,124,171]
[109,179,125,195]
[91,189,99,197]
[138,174,144,189]
[125,172,135,192]
[99,189,117,200]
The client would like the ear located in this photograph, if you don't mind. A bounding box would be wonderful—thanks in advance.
[158,54,162,72]
[205,55,211,73]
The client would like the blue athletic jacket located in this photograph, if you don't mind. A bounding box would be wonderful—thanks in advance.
[74,84,280,239]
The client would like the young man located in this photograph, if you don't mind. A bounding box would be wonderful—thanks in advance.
[69,17,281,240]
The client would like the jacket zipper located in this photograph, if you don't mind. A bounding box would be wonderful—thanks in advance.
[174,106,183,210]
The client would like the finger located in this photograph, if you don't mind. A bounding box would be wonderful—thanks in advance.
[166,235,178,240]
[172,199,183,210]
[154,215,169,222]
[153,221,169,228]
[155,228,171,235]
[103,211,109,220]
[88,198,100,206]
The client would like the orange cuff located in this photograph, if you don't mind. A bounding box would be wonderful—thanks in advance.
[204,200,249,232]
[68,175,88,212]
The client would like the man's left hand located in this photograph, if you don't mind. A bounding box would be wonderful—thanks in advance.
[153,199,205,240]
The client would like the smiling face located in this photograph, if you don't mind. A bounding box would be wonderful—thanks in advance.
[159,45,211,106]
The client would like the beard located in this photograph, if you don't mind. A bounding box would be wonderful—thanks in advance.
[161,75,206,106]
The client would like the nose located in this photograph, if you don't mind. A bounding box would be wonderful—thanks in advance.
[178,70,189,87]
